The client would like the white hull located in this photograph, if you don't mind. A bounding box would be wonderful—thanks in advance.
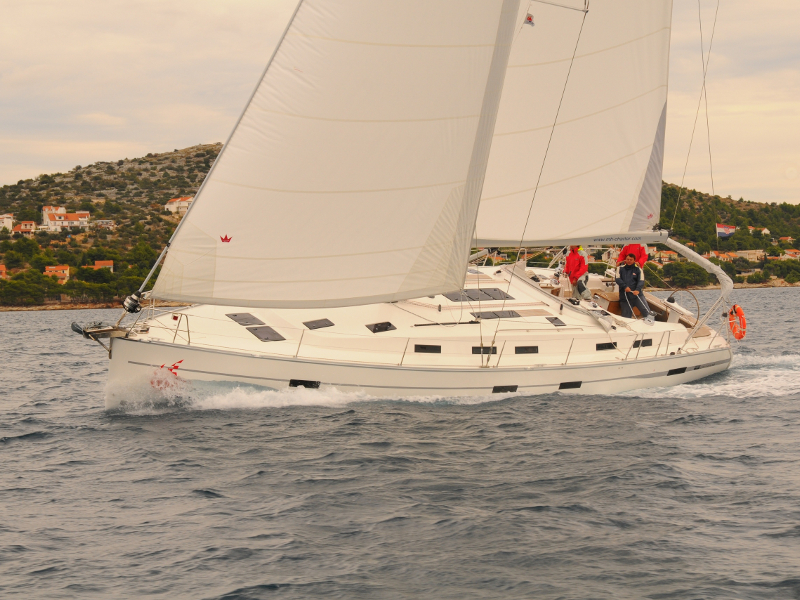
[107,336,731,409]
[103,265,732,409]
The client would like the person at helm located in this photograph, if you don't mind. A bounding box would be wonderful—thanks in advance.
[615,253,652,319]
[564,245,591,300]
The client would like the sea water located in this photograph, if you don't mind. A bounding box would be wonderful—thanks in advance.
[1,288,799,599]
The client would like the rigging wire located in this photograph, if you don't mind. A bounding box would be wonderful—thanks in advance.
[670,0,720,240]
[483,9,589,365]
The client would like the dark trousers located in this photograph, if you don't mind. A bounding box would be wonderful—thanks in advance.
[620,291,650,318]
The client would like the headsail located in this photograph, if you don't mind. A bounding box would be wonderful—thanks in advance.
[152,0,521,308]
[474,0,673,246]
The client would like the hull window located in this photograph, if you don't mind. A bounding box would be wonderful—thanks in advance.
[289,379,321,389]
[633,339,653,348]
[472,346,498,355]
[414,344,442,354]
[492,385,518,393]
[667,367,687,376]
[596,342,618,351]
[515,346,539,354]
[559,381,582,390]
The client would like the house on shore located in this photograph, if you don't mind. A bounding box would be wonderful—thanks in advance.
[93,260,114,272]
[45,265,70,284]
[165,196,194,215]
[12,221,37,238]
[736,249,766,262]
[42,210,90,232]
[0,213,13,232]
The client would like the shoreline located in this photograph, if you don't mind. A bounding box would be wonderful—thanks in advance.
[0,301,190,312]
[2,282,796,312]
[646,282,799,292]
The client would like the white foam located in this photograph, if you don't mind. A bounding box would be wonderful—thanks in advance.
[627,353,799,400]
[105,367,509,413]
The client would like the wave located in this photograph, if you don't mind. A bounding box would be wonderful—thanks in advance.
[106,351,794,413]
[105,375,510,414]
[627,353,800,400]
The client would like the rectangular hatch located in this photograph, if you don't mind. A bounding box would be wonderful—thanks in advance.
[226,313,264,326]
[443,288,514,302]
[471,310,520,320]
[366,322,396,333]
[246,326,285,342]
[303,318,334,330]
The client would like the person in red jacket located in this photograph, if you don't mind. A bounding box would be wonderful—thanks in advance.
[564,245,590,299]
[616,243,649,268]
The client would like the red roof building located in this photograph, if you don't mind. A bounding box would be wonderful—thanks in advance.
[165,196,194,215]
[45,265,70,284]
[12,221,36,238]
[42,211,90,232]
[93,260,114,272]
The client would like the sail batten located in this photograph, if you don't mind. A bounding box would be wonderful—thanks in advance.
[152,0,521,308]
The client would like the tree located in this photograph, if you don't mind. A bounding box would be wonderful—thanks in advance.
[29,253,58,272]
[127,240,157,270]
[75,266,114,284]
[747,271,768,284]
[4,251,24,269]
[662,262,710,287]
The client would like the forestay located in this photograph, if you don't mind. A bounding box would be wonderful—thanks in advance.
[152,0,521,308]
[474,0,673,246]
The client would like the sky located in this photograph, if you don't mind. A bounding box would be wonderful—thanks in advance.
[1,0,799,204]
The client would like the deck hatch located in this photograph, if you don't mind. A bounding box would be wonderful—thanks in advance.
[515,346,539,354]
[303,318,334,330]
[471,310,520,320]
[596,342,618,351]
[546,317,566,327]
[414,344,442,354]
[226,313,264,326]
[472,346,498,355]
[559,381,582,390]
[366,322,396,333]
[667,367,687,376]
[633,339,653,348]
[289,379,320,388]
[443,288,514,302]
[492,385,518,393]
[246,326,285,342]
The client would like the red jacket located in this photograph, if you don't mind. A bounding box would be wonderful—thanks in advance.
[564,248,588,284]
[617,244,648,268]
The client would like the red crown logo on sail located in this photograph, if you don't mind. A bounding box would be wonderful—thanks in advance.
[220,235,232,243]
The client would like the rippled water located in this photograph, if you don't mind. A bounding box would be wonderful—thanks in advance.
[2,288,799,599]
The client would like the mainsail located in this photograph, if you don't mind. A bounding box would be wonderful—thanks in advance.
[152,0,521,308]
[474,0,673,246]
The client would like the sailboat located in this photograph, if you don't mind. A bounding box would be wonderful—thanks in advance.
[74,0,737,409]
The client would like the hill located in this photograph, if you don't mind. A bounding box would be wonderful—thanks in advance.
[661,183,800,254]
[0,144,799,305]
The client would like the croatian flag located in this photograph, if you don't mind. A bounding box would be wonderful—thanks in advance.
[524,13,534,26]
[716,223,737,238]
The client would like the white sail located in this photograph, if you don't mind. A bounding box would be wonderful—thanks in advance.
[474,0,673,246]
[152,0,521,309]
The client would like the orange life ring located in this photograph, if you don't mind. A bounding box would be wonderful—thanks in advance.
[728,304,746,340]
